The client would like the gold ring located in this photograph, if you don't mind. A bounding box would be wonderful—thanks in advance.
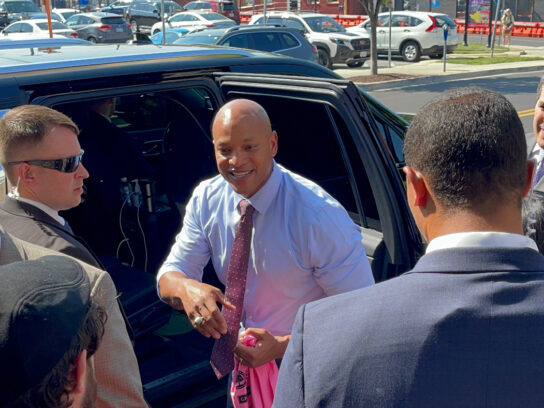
[193,316,204,326]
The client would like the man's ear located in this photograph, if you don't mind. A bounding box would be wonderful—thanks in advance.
[524,160,536,198]
[71,349,88,396]
[18,163,36,186]
[404,166,428,207]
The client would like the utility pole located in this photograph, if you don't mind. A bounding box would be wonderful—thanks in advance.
[463,0,469,46]
[487,0,494,47]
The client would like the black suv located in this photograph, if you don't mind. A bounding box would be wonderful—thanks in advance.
[0,0,42,28]
[124,0,182,33]
[0,38,421,407]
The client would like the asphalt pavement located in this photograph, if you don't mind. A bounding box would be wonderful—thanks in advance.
[336,45,544,91]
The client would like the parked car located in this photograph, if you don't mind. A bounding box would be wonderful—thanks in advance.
[249,11,369,69]
[148,26,190,43]
[52,7,78,22]
[183,0,239,24]
[174,25,318,62]
[0,0,42,28]
[124,0,182,33]
[347,11,458,62]
[99,0,132,15]
[0,19,78,39]
[150,10,234,34]
[0,38,421,407]
[65,12,132,43]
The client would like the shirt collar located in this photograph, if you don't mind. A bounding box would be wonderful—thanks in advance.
[426,231,539,254]
[531,144,544,164]
[232,161,282,215]
[11,196,67,226]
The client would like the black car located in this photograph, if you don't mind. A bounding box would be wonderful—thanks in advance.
[124,0,182,33]
[99,0,132,15]
[0,0,42,28]
[174,25,318,62]
[0,38,421,407]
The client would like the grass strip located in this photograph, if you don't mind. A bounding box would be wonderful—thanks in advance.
[453,42,509,54]
[448,56,543,65]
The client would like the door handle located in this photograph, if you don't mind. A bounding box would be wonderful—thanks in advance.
[403,29,410,32]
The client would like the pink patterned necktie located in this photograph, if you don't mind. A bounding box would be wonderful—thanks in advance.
[210,199,255,379]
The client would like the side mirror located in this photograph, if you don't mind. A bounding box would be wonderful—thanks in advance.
[153,9,159,14]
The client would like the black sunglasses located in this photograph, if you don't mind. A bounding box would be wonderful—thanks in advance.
[8,150,84,173]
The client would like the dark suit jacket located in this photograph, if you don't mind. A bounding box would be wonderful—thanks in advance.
[0,197,102,268]
[274,247,544,408]
[0,226,147,407]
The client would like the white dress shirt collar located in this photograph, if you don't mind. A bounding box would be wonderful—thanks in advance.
[11,196,67,227]
[426,231,538,254]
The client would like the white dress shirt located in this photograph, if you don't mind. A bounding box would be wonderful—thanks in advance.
[426,231,538,254]
[159,162,374,336]
[9,195,68,227]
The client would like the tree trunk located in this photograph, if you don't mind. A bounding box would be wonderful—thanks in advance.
[359,0,385,76]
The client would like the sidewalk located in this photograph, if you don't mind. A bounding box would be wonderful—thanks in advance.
[336,45,544,91]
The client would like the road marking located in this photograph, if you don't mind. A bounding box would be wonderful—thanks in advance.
[519,108,534,118]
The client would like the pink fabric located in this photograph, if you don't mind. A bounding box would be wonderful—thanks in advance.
[230,334,279,407]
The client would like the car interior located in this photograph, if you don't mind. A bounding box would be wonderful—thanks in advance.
[53,83,398,405]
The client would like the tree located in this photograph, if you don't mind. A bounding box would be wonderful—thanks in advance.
[358,0,387,75]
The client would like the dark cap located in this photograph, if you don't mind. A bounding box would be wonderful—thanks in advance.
[0,255,91,406]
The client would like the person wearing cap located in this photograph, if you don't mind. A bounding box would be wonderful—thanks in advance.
[0,105,147,407]
[0,256,106,408]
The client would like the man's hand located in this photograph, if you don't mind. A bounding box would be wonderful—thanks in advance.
[158,271,235,339]
[234,328,290,368]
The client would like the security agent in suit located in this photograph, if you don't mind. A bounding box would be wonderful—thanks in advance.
[274,88,544,408]
[0,105,147,408]
[530,75,544,191]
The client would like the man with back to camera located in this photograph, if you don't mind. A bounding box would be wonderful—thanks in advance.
[0,105,147,408]
[0,256,106,408]
[273,88,544,407]
[157,99,374,392]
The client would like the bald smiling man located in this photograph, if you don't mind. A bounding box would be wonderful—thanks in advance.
[157,99,374,401]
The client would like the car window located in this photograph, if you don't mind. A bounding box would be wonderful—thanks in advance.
[4,22,21,33]
[222,33,249,48]
[65,15,78,25]
[0,4,4,11]
[36,21,69,30]
[200,12,229,20]
[434,15,456,29]
[176,32,221,44]
[4,1,40,12]
[185,14,199,21]
[170,13,186,22]
[281,32,298,48]
[409,17,423,26]
[80,16,94,24]
[102,16,127,24]
[251,32,283,52]
[20,23,33,32]
[376,15,390,27]
[285,17,305,30]
[391,15,409,27]
[58,10,76,20]
[220,1,236,10]
[303,16,345,33]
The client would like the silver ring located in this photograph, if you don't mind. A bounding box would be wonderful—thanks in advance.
[193,316,204,326]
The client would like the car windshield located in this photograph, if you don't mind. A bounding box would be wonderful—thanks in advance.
[219,1,236,10]
[174,33,221,44]
[102,16,127,24]
[5,1,40,12]
[193,2,212,8]
[155,2,182,13]
[434,15,456,29]
[36,21,69,29]
[303,16,345,33]
[200,12,229,21]
[58,10,75,19]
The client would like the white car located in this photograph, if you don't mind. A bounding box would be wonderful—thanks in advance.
[52,8,79,23]
[347,11,457,62]
[150,11,235,35]
[249,11,369,69]
[0,19,78,39]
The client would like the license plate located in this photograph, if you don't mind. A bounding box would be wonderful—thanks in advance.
[229,12,233,16]
[115,27,123,32]
[360,51,367,57]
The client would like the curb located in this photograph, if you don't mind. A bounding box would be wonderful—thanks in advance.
[353,64,544,91]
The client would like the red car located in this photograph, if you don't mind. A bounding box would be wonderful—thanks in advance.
[182,0,239,24]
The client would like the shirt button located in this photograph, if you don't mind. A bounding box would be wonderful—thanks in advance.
[246,289,250,294]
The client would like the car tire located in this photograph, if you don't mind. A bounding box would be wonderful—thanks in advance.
[401,41,421,62]
[430,53,443,59]
[317,48,332,69]
[87,36,97,43]
[130,19,138,32]
[347,61,364,68]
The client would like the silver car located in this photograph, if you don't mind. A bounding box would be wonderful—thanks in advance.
[65,12,132,43]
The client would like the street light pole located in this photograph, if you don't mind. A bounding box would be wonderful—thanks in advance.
[463,0,469,46]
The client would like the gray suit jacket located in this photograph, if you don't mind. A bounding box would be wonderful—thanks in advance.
[0,197,102,268]
[0,203,147,407]
[274,247,544,408]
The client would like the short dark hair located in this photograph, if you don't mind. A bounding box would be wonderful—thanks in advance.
[403,87,526,211]
[537,75,544,102]
[0,105,79,184]
[7,302,106,408]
